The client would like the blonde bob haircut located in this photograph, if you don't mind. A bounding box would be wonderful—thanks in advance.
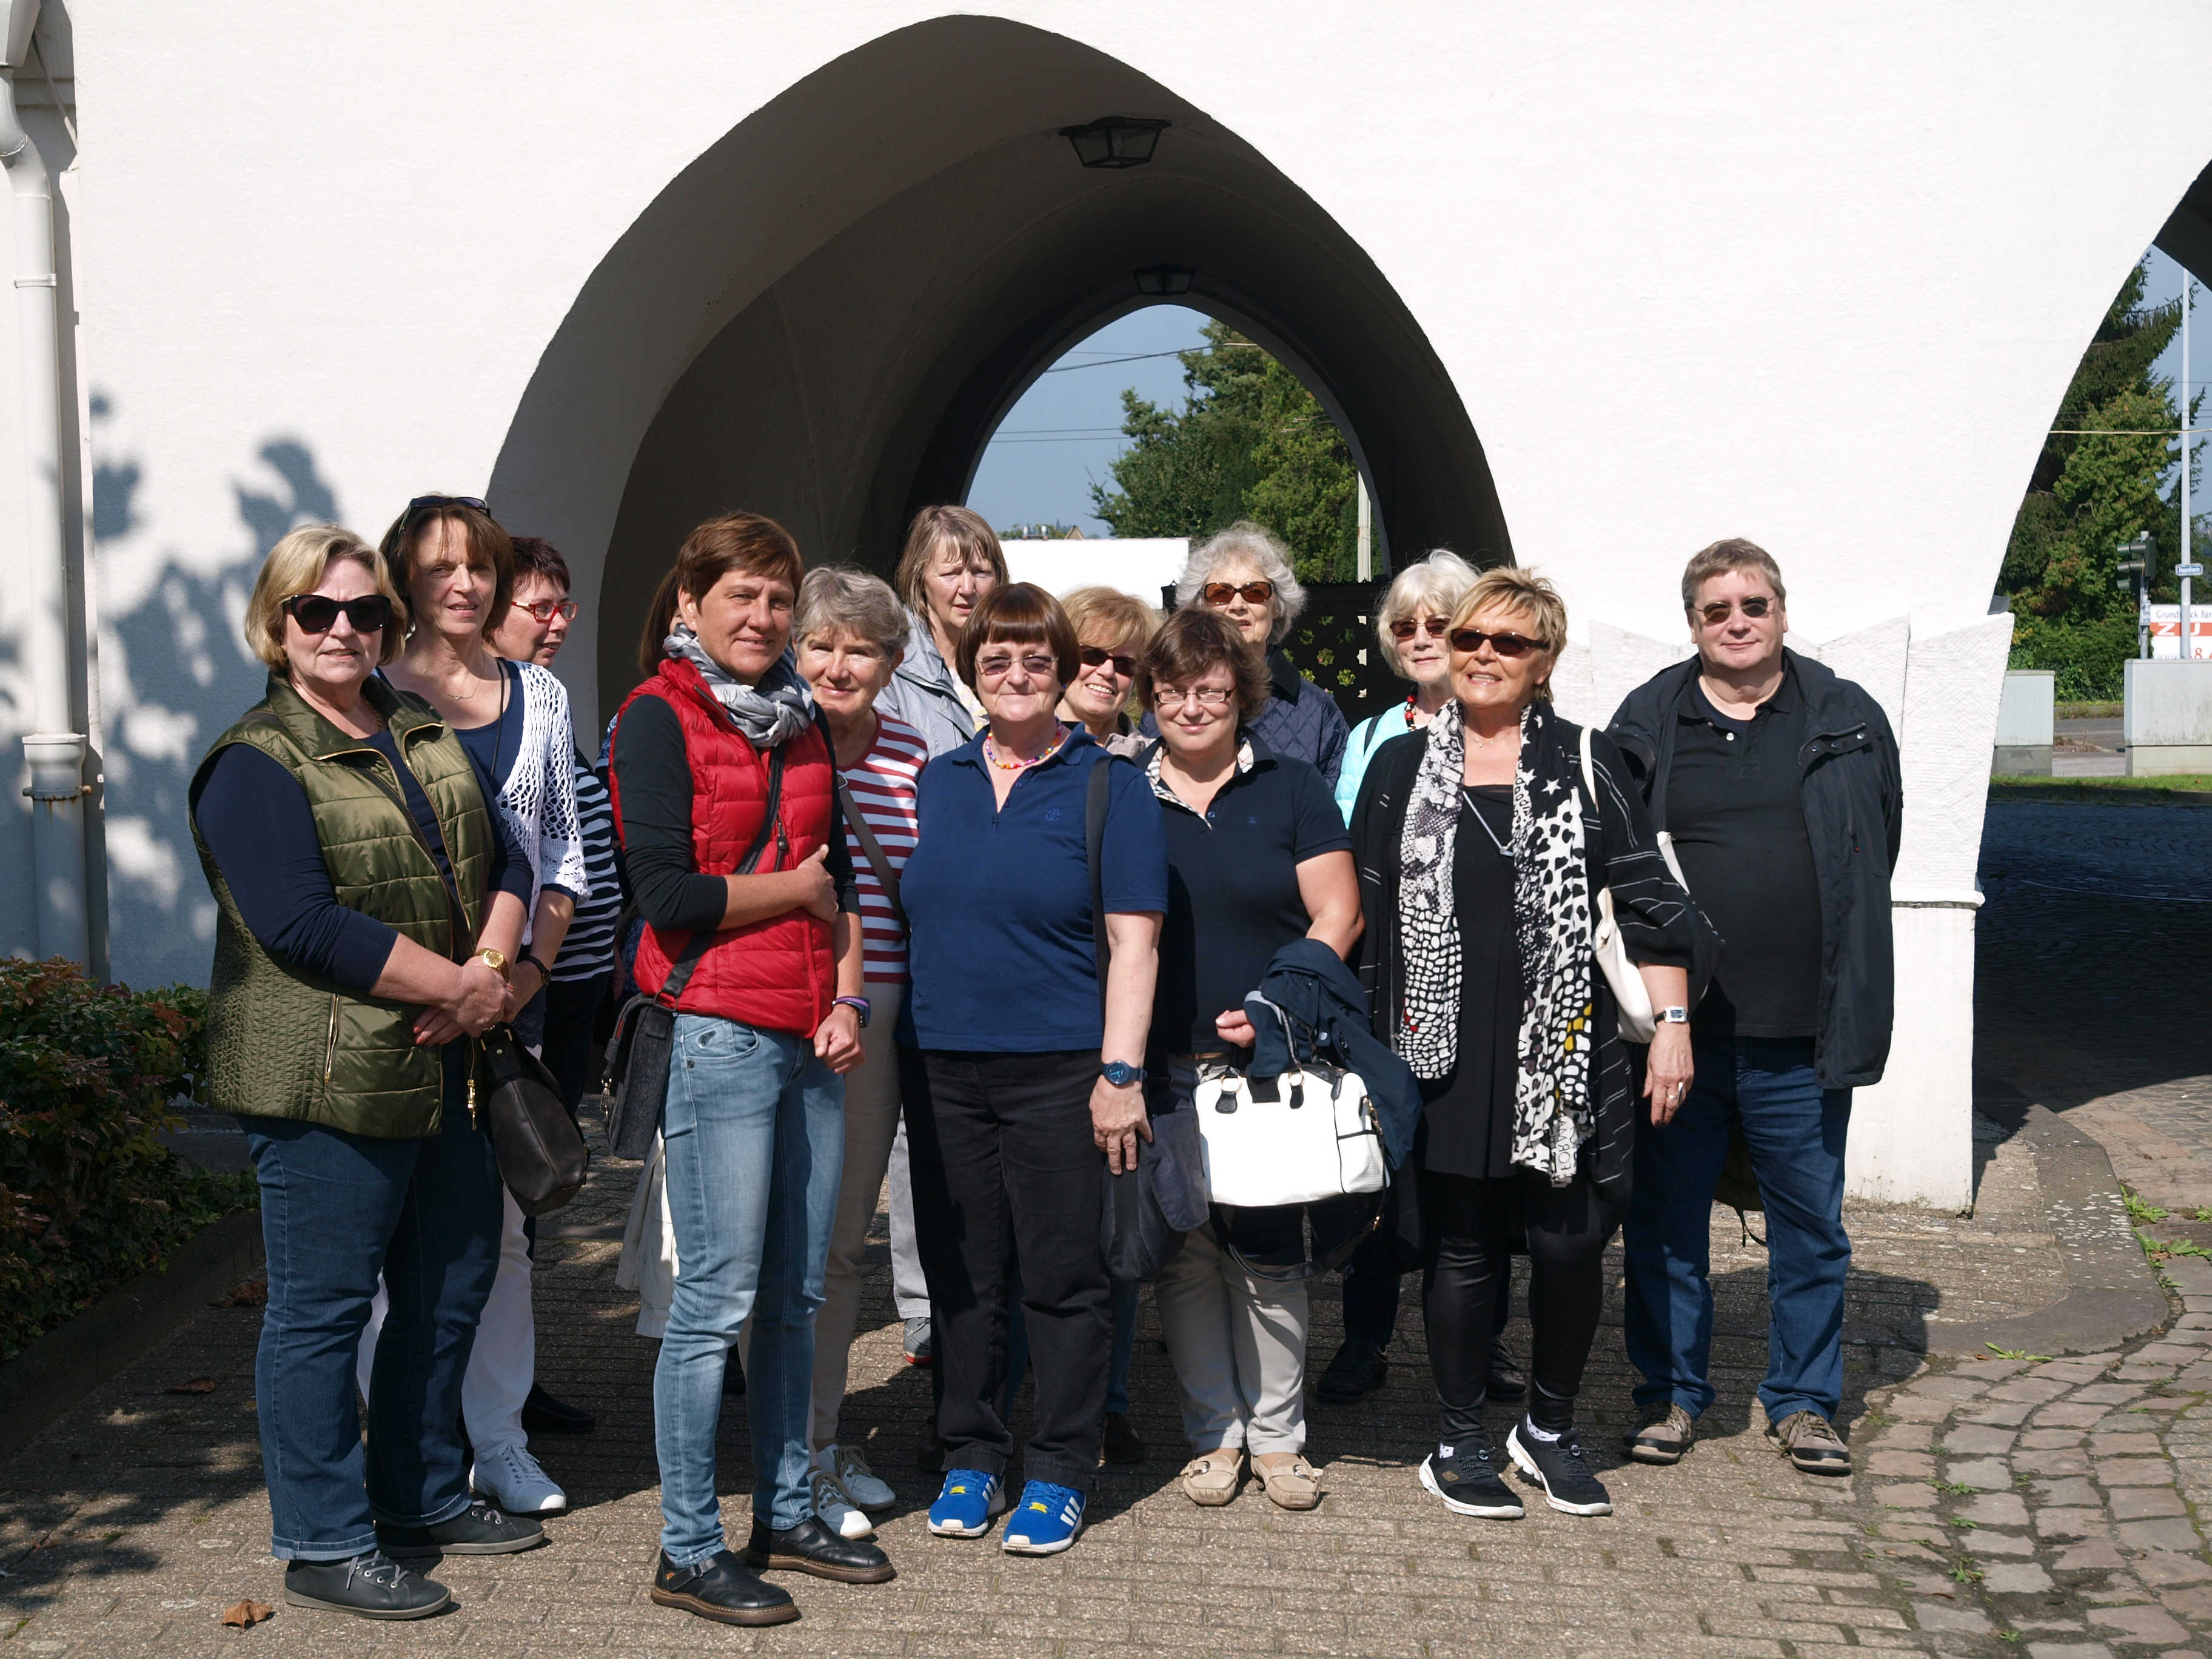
[243,524,404,672]
[1059,585,1160,652]
[1374,549,1478,677]
[1449,566,1569,700]
[894,504,1008,617]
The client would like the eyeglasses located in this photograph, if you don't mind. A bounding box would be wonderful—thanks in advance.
[1389,616,1449,642]
[975,652,1059,681]
[1202,581,1274,608]
[406,494,489,518]
[1078,645,1137,677]
[1695,595,1775,625]
[1155,686,1234,709]
[512,597,580,623]
[284,593,394,635]
[1447,627,1541,658]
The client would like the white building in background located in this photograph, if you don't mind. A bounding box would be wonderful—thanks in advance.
[1002,537,1188,605]
[0,3,2205,1210]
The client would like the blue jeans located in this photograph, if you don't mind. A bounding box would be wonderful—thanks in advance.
[1623,1035,1852,1424]
[240,1075,502,1560]
[655,1014,843,1563]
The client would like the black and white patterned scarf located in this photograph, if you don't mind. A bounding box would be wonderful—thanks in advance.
[664,623,816,749]
[1395,699,1598,1185]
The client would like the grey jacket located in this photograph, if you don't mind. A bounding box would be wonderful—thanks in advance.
[875,609,977,760]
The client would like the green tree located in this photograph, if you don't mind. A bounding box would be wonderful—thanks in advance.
[1090,321,1362,581]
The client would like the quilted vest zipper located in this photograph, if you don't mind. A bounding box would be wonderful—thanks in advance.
[323,994,339,1084]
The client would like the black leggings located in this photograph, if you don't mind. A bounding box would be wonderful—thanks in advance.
[1421,1167,1624,1441]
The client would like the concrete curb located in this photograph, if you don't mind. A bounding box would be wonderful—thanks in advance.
[0,1208,264,1466]
[1926,1095,2170,1359]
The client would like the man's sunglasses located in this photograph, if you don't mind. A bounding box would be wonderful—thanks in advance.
[1389,616,1449,642]
[512,597,580,623]
[1078,645,1137,677]
[1202,581,1274,607]
[1447,626,1540,658]
[1696,596,1775,625]
[406,494,489,518]
[285,594,394,635]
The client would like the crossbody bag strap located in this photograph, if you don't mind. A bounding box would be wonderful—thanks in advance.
[662,740,786,1004]
[836,776,905,927]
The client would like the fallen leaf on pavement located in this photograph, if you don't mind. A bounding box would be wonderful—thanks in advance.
[166,1376,216,1394]
[215,1281,267,1307]
[220,1598,274,1627]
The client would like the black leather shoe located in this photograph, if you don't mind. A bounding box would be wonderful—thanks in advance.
[742,1515,896,1584]
[377,1499,545,1560]
[1100,1410,1147,1466]
[1315,1340,1389,1402]
[1487,1345,1528,1401]
[520,1382,596,1436]
[651,1549,797,1627]
[281,1552,451,1620]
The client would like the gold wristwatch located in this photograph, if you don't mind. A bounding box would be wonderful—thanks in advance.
[471,948,511,980]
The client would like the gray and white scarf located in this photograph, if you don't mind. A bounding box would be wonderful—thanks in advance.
[665,622,816,748]
[1395,699,1598,1185]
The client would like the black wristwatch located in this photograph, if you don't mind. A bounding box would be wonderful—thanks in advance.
[520,951,552,988]
[1099,1060,1147,1088]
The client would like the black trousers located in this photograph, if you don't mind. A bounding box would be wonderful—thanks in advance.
[540,972,612,1110]
[1422,1166,1624,1442]
[899,1046,1108,1492]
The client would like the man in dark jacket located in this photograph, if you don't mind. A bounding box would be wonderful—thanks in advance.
[1606,539,1900,1478]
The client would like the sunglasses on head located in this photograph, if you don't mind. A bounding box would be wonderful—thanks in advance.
[1202,580,1273,607]
[1697,595,1775,625]
[1078,645,1137,677]
[406,494,489,519]
[1389,616,1449,642]
[285,593,394,635]
[1447,626,1540,657]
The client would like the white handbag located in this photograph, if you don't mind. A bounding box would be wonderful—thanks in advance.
[1579,724,1673,1044]
[1193,1058,1389,1208]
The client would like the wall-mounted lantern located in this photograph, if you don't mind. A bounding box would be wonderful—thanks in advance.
[1059,116,1169,169]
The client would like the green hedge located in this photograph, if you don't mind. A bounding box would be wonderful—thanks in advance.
[2008,613,2140,702]
[0,959,255,1360]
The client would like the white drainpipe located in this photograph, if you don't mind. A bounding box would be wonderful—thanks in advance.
[0,0,85,967]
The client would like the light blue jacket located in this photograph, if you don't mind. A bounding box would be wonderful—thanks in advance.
[1333,706,1412,825]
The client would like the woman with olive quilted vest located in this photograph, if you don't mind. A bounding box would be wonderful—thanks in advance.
[188,525,533,1621]
[607,512,893,1627]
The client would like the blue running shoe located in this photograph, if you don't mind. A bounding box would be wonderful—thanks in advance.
[927,1469,1006,1537]
[1000,1481,1085,1555]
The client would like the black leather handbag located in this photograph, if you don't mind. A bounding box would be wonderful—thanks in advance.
[603,742,787,1161]
[477,1024,590,1215]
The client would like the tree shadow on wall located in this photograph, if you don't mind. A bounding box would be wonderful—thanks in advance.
[97,435,343,988]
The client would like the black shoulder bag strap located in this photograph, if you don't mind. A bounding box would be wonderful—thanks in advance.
[660,741,787,1004]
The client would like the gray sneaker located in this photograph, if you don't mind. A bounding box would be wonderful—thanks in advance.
[903,1316,933,1367]
[1768,1409,1851,1475]
[1626,1402,1694,1464]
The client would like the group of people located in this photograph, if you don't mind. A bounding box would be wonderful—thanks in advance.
[189,495,1901,1627]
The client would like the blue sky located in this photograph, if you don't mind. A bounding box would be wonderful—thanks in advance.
[2144,245,2208,514]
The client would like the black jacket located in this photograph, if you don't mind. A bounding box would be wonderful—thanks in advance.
[1604,649,1902,1090]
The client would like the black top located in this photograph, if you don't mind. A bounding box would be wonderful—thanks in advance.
[452,660,525,791]
[195,732,529,993]
[1146,737,1349,1067]
[609,690,858,936]
[1667,670,1821,1039]
[1414,785,1522,1179]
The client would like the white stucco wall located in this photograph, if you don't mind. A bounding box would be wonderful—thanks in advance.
[0,2,2202,1203]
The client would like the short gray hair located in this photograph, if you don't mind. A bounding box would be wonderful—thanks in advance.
[1681,538,1788,611]
[1173,521,1305,647]
[796,563,910,659]
[1375,550,1478,677]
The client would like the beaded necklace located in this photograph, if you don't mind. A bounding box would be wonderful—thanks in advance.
[984,721,1070,772]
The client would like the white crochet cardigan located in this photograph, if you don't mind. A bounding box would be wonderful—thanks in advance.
[498,662,589,947]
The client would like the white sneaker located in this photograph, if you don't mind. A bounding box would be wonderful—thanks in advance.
[469,1444,568,1516]
[823,1443,897,1512]
[808,1464,876,1540]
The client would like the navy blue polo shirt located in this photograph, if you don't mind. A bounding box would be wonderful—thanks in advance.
[899,726,1168,1054]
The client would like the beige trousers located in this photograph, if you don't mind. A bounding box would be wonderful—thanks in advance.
[1155,1218,1310,1455]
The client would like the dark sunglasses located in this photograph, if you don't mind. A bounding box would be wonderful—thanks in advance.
[512,597,580,623]
[285,593,394,635]
[1078,645,1137,677]
[1447,626,1540,658]
[406,494,489,518]
[1202,580,1274,607]
[1389,616,1449,642]
[1697,595,1774,625]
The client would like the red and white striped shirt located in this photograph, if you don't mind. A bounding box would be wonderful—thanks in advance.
[840,712,927,983]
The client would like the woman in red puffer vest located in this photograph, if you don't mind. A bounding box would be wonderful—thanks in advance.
[607,512,896,1622]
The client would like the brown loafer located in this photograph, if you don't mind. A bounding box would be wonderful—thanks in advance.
[1250,1450,1322,1511]
[1178,1448,1244,1507]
